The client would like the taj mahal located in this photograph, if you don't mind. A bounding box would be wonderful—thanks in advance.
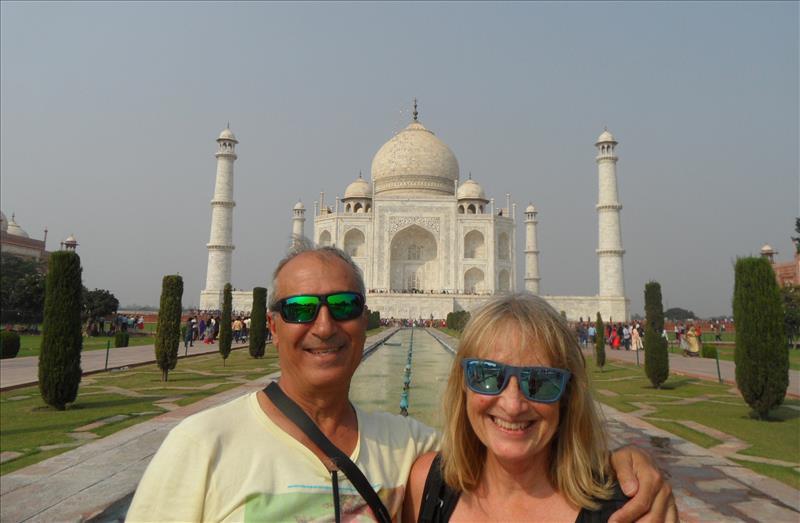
[199,103,629,321]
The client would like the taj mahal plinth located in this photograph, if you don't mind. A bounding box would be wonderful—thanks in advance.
[200,104,629,321]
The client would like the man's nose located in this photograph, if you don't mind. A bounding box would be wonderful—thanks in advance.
[310,303,337,338]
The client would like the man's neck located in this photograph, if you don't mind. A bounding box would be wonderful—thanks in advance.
[257,380,359,463]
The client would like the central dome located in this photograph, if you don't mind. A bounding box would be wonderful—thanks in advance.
[371,120,459,196]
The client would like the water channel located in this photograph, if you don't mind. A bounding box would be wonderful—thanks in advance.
[350,328,455,430]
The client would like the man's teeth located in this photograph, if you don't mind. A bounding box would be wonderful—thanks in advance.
[492,417,533,430]
[307,347,339,355]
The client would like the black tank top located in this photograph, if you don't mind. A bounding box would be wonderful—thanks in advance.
[418,454,629,523]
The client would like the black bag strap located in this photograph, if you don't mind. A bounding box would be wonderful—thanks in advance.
[264,381,392,523]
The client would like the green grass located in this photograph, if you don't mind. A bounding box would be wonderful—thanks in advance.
[0,348,280,475]
[587,357,800,489]
[17,334,156,358]
[729,458,800,490]
[701,343,800,371]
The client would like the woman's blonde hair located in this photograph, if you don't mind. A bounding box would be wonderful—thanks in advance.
[440,293,615,510]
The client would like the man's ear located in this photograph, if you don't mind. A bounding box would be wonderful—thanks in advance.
[267,312,279,344]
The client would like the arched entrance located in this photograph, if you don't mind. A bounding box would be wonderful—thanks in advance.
[390,225,438,292]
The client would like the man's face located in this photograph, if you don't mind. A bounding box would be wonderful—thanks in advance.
[268,253,367,395]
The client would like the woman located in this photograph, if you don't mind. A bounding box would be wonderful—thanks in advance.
[631,325,643,351]
[404,293,629,522]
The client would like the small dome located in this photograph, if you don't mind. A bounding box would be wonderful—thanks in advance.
[760,244,775,254]
[218,127,238,142]
[526,204,536,213]
[0,210,7,233]
[371,119,459,196]
[344,175,372,199]
[6,214,29,238]
[596,129,617,144]
[293,201,305,211]
[457,178,486,200]
[64,234,77,244]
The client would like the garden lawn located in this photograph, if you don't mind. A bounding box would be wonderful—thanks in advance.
[17,334,155,358]
[702,343,800,371]
[0,347,279,475]
[587,357,800,489]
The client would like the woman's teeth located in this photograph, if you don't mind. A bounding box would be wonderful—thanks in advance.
[491,416,533,431]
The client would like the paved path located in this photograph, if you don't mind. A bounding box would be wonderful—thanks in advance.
[1,329,798,522]
[584,345,800,398]
[0,340,250,391]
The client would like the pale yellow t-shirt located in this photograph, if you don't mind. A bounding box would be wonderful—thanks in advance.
[126,391,439,522]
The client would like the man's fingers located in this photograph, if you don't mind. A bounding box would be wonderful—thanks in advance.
[609,446,666,523]
[610,448,639,497]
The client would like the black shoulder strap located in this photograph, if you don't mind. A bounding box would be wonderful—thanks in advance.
[418,453,444,522]
[264,382,392,523]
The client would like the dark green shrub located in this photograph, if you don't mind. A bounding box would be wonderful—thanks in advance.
[701,343,718,359]
[155,275,183,381]
[644,281,669,389]
[0,331,21,359]
[114,331,129,348]
[447,310,471,332]
[595,312,605,370]
[367,310,381,330]
[249,287,267,358]
[734,257,788,419]
[219,283,232,365]
[38,251,83,410]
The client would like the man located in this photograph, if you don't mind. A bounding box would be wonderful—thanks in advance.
[127,242,675,521]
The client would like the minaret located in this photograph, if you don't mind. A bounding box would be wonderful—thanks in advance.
[200,126,238,310]
[292,200,306,246]
[595,129,625,297]
[524,203,540,294]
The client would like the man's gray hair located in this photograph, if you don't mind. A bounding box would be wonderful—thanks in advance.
[268,236,366,310]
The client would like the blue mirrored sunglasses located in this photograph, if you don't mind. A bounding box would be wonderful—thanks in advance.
[461,358,571,403]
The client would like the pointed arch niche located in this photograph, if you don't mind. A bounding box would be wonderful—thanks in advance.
[344,228,366,257]
[389,225,438,291]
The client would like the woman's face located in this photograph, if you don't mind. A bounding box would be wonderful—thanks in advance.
[465,328,561,471]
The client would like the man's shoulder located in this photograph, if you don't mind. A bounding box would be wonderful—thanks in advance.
[174,391,258,438]
[357,408,438,444]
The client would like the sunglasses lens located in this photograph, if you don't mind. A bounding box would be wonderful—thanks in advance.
[325,292,364,321]
[466,360,504,394]
[464,359,568,403]
[521,368,565,402]
[282,296,321,323]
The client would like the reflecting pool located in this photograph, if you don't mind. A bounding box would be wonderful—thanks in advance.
[350,328,455,430]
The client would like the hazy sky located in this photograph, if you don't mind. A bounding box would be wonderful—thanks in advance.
[1,1,797,317]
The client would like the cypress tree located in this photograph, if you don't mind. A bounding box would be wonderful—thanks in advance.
[644,281,669,388]
[733,257,788,419]
[595,312,606,371]
[155,275,183,381]
[219,283,232,365]
[38,251,83,410]
[249,287,267,358]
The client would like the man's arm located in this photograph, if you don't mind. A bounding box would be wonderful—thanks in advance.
[608,445,678,523]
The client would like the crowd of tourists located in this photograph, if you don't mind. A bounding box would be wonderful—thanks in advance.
[181,311,271,349]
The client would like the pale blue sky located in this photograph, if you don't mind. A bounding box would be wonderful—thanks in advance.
[1,1,797,316]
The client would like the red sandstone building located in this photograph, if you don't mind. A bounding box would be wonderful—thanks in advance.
[761,244,800,286]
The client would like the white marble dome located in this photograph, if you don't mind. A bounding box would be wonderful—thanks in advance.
[344,175,371,199]
[0,210,7,233]
[457,178,486,200]
[761,244,775,254]
[6,214,29,238]
[596,129,616,144]
[218,127,237,142]
[293,200,305,211]
[526,204,537,213]
[371,120,459,196]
